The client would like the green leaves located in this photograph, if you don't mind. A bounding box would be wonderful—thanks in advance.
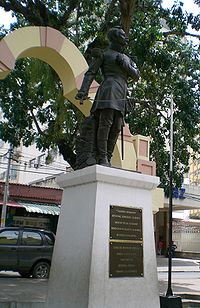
[124,2,199,191]
[0,0,199,187]
[0,57,83,157]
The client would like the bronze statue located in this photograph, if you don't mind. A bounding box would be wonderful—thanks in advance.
[75,27,140,169]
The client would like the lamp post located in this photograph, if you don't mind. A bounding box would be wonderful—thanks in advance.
[160,98,183,308]
[166,96,174,297]
[0,144,13,228]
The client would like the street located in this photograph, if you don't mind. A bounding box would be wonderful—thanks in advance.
[159,271,200,279]
[0,258,200,303]
[0,271,48,302]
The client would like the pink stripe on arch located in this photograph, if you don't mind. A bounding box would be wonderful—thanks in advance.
[46,27,65,52]
[39,26,47,47]
[0,40,15,71]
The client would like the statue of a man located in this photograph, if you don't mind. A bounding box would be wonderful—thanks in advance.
[75,27,140,167]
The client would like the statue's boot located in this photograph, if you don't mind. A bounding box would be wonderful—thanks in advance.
[107,129,121,164]
[95,109,118,167]
[97,139,110,166]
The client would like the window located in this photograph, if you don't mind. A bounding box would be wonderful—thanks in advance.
[44,233,54,245]
[0,171,5,180]
[0,230,19,245]
[29,158,36,168]
[21,231,42,246]
[10,164,17,180]
[37,154,46,167]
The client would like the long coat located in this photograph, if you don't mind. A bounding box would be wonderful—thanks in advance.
[79,48,140,115]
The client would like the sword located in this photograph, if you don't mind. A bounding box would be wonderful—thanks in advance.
[121,125,124,160]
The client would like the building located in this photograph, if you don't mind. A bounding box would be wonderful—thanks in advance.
[0,181,62,233]
[155,184,200,255]
[0,140,68,186]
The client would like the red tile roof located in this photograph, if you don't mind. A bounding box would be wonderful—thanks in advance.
[0,182,62,204]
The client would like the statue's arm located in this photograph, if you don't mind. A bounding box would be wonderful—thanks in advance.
[75,52,103,100]
[116,54,140,81]
[129,59,140,81]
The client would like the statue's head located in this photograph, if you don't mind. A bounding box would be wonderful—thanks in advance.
[107,27,128,47]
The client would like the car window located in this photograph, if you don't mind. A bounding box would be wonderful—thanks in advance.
[44,233,54,245]
[0,230,19,245]
[21,231,42,246]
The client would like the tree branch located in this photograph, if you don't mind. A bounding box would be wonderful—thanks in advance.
[163,30,200,39]
[0,0,58,27]
[58,0,80,28]
[0,0,12,11]
[8,0,30,16]
[30,109,43,135]
[104,0,118,26]
[137,99,168,121]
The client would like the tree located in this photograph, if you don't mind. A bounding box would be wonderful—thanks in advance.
[0,0,199,191]
[0,58,82,167]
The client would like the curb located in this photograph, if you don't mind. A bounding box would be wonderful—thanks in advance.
[157,266,200,273]
[158,269,200,273]
[178,293,200,301]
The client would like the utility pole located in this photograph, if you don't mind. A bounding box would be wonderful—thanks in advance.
[0,144,13,228]
[166,96,174,297]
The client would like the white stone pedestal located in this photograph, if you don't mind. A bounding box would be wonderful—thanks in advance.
[46,165,160,308]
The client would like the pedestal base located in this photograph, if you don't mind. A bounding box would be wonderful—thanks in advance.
[160,296,183,308]
[46,165,160,308]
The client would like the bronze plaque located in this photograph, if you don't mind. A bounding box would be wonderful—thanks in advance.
[109,242,143,277]
[110,205,142,241]
[109,205,143,278]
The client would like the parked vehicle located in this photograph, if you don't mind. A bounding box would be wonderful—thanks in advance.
[0,227,55,278]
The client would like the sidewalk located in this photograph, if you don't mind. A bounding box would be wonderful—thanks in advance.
[157,256,200,303]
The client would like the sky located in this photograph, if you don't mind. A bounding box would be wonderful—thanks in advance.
[162,0,199,12]
[162,0,199,37]
[0,8,16,29]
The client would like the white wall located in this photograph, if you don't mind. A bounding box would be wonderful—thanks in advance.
[0,141,68,185]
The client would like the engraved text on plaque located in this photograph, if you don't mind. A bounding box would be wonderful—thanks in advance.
[109,205,143,277]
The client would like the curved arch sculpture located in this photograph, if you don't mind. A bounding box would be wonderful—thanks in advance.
[0,26,139,170]
[0,26,95,116]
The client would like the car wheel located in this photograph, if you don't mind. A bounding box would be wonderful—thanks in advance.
[19,271,31,278]
[32,261,50,279]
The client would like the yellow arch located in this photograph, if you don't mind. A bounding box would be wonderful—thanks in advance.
[0,26,96,116]
[0,26,139,170]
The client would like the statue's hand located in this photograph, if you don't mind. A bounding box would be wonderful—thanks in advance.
[75,91,88,102]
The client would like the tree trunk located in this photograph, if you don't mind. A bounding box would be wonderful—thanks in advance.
[119,0,137,34]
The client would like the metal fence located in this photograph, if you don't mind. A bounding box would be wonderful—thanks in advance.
[173,219,200,252]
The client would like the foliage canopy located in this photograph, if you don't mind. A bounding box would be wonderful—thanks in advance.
[0,0,199,191]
